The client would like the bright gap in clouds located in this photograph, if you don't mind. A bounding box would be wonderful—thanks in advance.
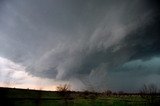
[0,56,60,91]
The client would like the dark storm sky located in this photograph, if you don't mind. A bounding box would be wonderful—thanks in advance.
[0,0,160,91]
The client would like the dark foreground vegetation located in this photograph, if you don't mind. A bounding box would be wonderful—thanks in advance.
[0,87,160,106]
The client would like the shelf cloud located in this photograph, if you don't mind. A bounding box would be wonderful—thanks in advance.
[0,0,160,91]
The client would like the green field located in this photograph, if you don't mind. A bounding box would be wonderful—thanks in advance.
[0,87,160,106]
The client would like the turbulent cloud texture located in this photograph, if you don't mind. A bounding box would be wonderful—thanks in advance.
[0,0,160,91]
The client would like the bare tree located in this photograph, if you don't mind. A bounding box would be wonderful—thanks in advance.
[56,84,71,92]
[140,83,160,104]
[140,84,157,94]
[56,84,72,106]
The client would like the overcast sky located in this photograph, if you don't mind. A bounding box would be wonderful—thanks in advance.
[0,0,160,92]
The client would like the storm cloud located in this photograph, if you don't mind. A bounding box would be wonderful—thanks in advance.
[0,0,160,91]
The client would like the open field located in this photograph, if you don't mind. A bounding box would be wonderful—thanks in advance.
[0,87,160,106]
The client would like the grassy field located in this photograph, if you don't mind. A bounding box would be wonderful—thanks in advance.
[0,87,160,106]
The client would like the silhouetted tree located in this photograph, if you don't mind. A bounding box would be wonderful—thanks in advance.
[56,84,72,106]
[140,83,160,104]
[56,84,71,92]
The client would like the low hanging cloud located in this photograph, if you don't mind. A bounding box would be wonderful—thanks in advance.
[0,0,160,91]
